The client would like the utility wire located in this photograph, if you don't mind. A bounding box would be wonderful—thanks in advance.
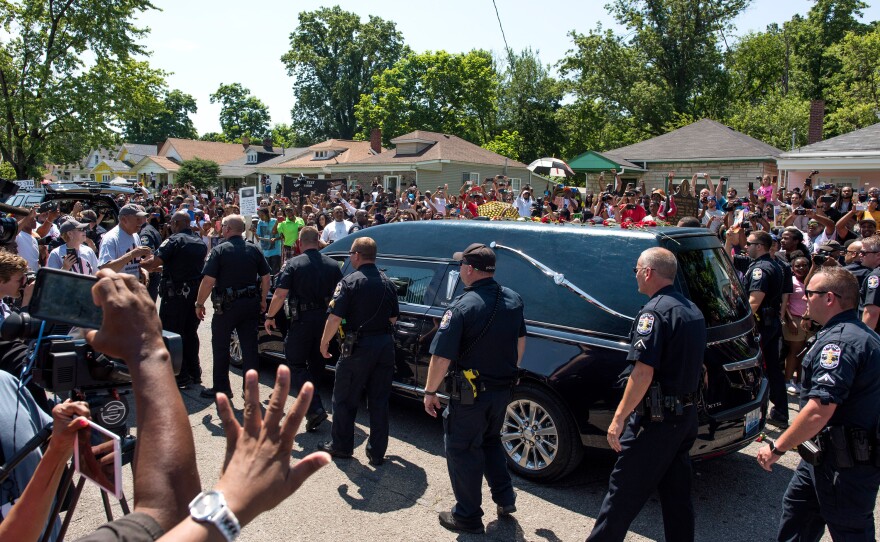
[491,0,516,68]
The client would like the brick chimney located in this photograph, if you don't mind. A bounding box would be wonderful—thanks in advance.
[370,128,382,154]
[241,135,250,149]
[262,137,273,150]
[808,100,825,145]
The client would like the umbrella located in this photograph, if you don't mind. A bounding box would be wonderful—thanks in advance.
[478,200,519,219]
[527,157,576,178]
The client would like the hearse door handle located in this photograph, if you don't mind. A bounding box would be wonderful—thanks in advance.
[396,321,416,328]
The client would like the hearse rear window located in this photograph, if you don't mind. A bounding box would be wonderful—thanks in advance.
[375,259,442,306]
[676,247,750,327]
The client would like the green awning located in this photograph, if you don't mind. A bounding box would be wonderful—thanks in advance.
[567,150,646,173]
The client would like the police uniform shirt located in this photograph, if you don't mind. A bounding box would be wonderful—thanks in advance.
[277,249,342,304]
[429,278,526,386]
[800,310,880,430]
[844,263,871,289]
[745,255,783,312]
[140,223,162,252]
[202,236,270,289]
[774,257,795,296]
[156,229,208,283]
[858,268,880,321]
[627,285,706,395]
[329,263,399,332]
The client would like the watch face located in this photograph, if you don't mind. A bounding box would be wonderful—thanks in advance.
[191,491,223,519]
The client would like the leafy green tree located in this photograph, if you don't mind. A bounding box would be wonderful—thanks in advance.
[824,25,880,135]
[0,161,17,180]
[176,157,220,191]
[0,0,166,179]
[727,92,810,150]
[355,49,499,145]
[123,89,198,144]
[199,132,230,143]
[482,130,524,161]
[209,83,271,141]
[496,49,564,163]
[281,6,409,142]
[268,123,303,148]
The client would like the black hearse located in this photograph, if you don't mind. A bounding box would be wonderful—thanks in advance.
[250,220,768,483]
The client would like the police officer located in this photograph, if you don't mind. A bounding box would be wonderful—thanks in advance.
[264,226,341,432]
[139,210,164,301]
[586,247,705,542]
[757,266,880,540]
[743,230,788,427]
[857,235,880,330]
[317,236,399,465]
[195,214,271,398]
[422,243,526,535]
[141,211,208,388]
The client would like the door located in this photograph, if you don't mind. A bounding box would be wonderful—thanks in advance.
[415,264,463,396]
[374,257,445,392]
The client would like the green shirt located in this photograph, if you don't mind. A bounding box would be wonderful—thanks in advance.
[276,217,305,246]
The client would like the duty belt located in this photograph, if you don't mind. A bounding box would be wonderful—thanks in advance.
[297,300,327,312]
[162,278,200,298]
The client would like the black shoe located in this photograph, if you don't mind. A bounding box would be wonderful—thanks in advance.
[365,449,384,467]
[176,378,193,390]
[767,407,789,428]
[305,409,327,432]
[438,511,484,534]
[317,442,352,459]
[200,388,233,399]
[497,504,516,516]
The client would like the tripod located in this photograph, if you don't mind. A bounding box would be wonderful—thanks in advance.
[0,422,136,542]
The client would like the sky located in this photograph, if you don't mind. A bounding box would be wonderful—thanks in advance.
[134,0,880,136]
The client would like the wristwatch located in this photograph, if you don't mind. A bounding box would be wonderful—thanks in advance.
[195,302,205,309]
[188,490,241,541]
[768,440,786,456]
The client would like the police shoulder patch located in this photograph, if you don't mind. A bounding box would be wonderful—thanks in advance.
[159,239,170,248]
[752,267,763,281]
[439,310,453,330]
[636,313,655,335]
[869,275,879,290]
[333,282,343,298]
[819,343,841,370]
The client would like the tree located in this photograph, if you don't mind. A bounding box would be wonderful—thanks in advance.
[0,161,16,180]
[0,0,166,179]
[496,49,564,163]
[123,89,198,144]
[199,132,230,143]
[281,6,409,142]
[355,49,499,145]
[824,24,880,135]
[176,158,220,191]
[268,123,303,148]
[482,130,524,161]
[209,83,271,141]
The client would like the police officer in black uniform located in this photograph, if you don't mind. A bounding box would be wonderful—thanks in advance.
[195,214,271,398]
[139,210,164,301]
[142,210,207,388]
[857,235,880,330]
[423,243,526,535]
[318,236,399,464]
[757,266,880,540]
[743,230,788,427]
[586,247,705,542]
[264,225,341,432]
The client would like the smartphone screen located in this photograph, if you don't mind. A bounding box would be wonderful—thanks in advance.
[74,419,122,499]
[29,268,102,329]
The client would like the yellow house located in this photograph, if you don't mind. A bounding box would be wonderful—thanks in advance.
[88,144,157,182]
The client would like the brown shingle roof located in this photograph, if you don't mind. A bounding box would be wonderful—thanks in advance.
[147,156,181,172]
[266,140,382,169]
[609,118,782,162]
[161,138,245,165]
[780,122,880,155]
[352,130,528,167]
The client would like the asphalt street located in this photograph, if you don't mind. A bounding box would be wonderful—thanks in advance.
[63,303,876,541]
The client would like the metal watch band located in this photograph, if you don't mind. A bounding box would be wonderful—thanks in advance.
[214,506,241,542]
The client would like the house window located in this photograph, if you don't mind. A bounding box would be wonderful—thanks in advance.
[101,174,110,182]
[384,175,400,193]
[246,151,257,164]
[92,155,99,166]
[507,178,522,192]
[314,150,332,159]
[461,172,479,185]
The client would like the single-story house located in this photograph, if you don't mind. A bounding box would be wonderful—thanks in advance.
[776,122,880,191]
[583,119,783,195]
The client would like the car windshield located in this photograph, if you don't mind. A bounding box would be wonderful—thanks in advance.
[676,247,750,327]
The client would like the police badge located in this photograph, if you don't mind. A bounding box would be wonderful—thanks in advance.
[636,313,655,335]
[752,268,763,281]
[333,282,342,298]
[439,310,452,330]
[869,275,879,290]
[819,344,841,370]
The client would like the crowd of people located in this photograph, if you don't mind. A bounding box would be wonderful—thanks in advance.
[0,168,878,541]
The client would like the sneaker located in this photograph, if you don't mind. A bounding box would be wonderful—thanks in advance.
[438,511,484,534]
[497,504,517,516]
[767,407,789,428]
[786,380,801,396]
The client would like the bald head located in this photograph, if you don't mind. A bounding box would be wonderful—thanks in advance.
[223,214,246,237]
[170,210,191,233]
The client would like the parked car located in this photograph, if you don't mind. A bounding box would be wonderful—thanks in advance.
[246,220,768,483]
[2,180,134,230]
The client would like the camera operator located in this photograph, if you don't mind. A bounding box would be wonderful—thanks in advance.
[0,251,48,413]
[46,219,99,275]
[0,392,90,542]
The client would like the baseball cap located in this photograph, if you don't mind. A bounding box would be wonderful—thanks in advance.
[652,188,667,198]
[817,240,842,252]
[453,243,496,272]
[859,215,876,225]
[119,204,148,217]
[59,218,88,235]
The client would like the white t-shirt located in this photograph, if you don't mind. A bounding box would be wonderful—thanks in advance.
[47,243,99,275]
[16,231,39,271]
[514,196,535,218]
[430,197,447,214]
[98,225,141,276]
[320,220,354,244]
[702,208,725,232]
[37,221,60,241]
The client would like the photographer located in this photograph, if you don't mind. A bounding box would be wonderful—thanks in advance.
[0,394,91,542]
[46,219,99,275]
